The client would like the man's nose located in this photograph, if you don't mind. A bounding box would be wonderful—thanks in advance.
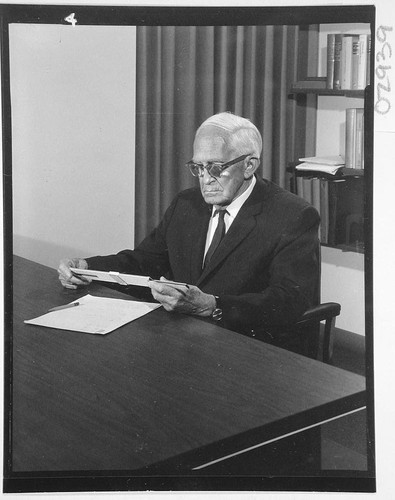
[202,168,216,183]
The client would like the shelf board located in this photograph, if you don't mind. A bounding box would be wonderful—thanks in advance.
[290,87,365,98]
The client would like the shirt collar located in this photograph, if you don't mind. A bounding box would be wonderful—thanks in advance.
[211,175,256,220]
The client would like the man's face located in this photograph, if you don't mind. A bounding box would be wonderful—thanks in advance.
[193,126,249,207]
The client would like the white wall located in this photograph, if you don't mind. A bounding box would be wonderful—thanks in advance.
[10,24,136,269]
[316,23,370,336]
[321,246,365,334]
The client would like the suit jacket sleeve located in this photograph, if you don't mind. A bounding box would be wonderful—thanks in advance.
[221,205,320,331]
[85,197,178,279]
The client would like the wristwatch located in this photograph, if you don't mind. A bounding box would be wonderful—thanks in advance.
[211,296,223,321]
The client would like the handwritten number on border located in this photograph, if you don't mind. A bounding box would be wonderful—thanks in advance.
[375,26,392,115]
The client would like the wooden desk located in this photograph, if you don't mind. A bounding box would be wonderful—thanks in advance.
[6,256,366,488]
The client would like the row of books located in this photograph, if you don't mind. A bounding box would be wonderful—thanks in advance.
[294,152,365,246]
[327,33,371,90]
[292,176,328,244]
[294,176,363,248]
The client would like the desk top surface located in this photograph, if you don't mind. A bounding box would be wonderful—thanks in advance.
[10,256,365,473]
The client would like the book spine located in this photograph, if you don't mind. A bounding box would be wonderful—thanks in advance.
[355,109,364,169]
[341,35,354,90]
[326,34,336,89]
[366,34,371,86]
[357,34,368,89]
[333,34,343,90]
[351,36,360,89]
[320,181,329,244]
[345,108,357,168]
[302,179,313,205]
[327,183,338,247]
[296,177,304,198]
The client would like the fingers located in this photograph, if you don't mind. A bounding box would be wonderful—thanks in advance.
[149,279,182,297]
[58,258,91,289]
[148,278,186,311]
[58,276,78,290]
[149,279,215,317]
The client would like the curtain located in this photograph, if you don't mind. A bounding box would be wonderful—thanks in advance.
[135,25,309,244]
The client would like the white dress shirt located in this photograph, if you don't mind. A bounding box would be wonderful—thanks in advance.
[203,175,257,262]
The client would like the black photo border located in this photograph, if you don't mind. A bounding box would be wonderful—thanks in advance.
[1,2,376,494]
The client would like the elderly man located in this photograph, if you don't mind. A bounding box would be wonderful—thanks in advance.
[58,112,320,351]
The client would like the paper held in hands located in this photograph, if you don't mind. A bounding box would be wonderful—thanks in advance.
[70,268,189,290]
[24,294,161,335]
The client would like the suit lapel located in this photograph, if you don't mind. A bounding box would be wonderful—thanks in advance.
[188,201,211,284]
[196,178,266,287]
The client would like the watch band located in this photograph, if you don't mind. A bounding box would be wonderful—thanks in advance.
[211,295,223,321]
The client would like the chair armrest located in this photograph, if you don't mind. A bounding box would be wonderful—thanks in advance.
[297,302,341,324]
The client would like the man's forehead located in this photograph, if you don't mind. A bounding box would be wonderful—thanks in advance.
[197,125,228,140]
[193,126,231,153]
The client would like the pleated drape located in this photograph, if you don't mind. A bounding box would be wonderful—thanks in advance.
[135,25,307,244]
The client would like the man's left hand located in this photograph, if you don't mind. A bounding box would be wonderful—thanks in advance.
[148,277,216,317]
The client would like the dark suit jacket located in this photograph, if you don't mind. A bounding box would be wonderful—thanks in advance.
[87,177,320,341]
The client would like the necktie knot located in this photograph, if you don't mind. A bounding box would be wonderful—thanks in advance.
[214,208,227,219]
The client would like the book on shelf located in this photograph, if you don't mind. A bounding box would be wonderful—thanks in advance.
[351,36,360,90]
[355,108,364,168]
[352,34,370,89]
[326,34,336,89]
[326,32,371,90]
[366,34,371,85]
[341,35,356,90]
[319,181,329,244]
[345,108,364,168]
[333,34,343,90]
[357,34,368,89]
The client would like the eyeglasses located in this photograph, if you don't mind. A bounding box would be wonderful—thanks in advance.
[186,153,254,178]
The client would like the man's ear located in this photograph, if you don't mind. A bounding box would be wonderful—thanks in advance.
[244,157,260,179]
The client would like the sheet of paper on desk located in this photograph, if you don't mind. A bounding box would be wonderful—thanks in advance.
[24,294,161,335]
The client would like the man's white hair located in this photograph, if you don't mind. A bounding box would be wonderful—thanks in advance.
[196,112,262,158]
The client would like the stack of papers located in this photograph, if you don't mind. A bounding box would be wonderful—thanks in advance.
[24,294,161,335]
[296,155,345,175]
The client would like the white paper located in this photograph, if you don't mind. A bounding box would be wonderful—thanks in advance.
[70,268,190,290]
[298,155,345,166]
[295,162,343,175]
[24,294,161,335]
[70,268,151,287]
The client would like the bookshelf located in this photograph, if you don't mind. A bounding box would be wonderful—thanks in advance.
[288,24,371,254]
[288,87,366,253]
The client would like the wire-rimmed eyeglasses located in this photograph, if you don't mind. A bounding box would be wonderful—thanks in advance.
[186,153,255,178]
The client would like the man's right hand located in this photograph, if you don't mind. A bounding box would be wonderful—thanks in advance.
[58,258,91,289]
